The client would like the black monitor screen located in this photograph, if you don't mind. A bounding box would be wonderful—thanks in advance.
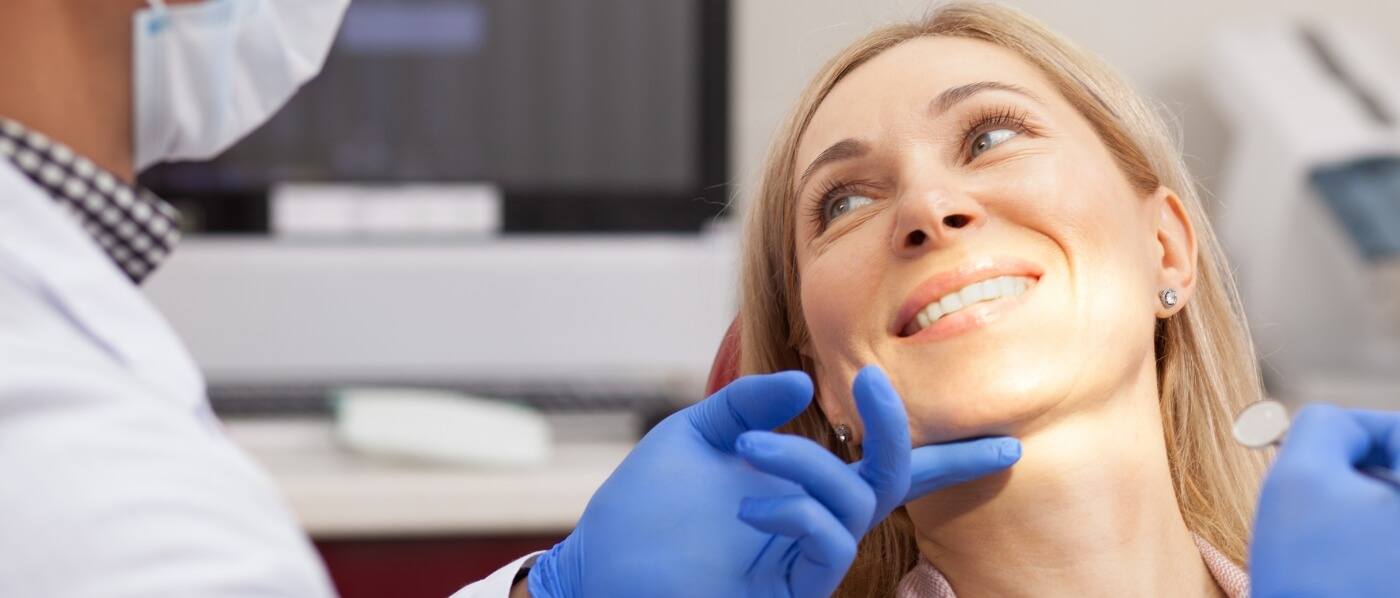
[139,0,730,233]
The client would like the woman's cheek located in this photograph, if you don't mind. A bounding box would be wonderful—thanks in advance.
[799,240,885,353]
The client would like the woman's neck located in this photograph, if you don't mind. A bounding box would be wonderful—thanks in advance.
[0,2,138,183]
[904,358,1225,598]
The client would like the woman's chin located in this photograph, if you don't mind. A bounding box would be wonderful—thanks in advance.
[904,391,1063,446]
[894,362,1061,440]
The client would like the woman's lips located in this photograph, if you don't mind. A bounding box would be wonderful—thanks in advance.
[892,257,1045,339]
[900,278,1038,342]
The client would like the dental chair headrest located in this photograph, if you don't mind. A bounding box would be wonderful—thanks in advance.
[704,317,742,395]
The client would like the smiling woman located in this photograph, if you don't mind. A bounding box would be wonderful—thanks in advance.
[738,3,1271,596]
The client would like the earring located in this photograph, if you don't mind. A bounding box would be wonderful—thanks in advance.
[833,424,851,444]
[1159,288,1178,308]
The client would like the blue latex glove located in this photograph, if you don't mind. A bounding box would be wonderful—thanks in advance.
[1251,404,1400,598]
[527,366,1020,598]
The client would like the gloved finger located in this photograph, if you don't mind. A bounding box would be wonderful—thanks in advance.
[1343,409,1400,470]
[850,365,911,521]
[736,430,875,535]
[688,371,814,453]
[1286,404,1400,471]
[904,436,1020,503]
[737,494,857,597]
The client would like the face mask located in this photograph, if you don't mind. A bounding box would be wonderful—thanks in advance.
[132,0,349,171]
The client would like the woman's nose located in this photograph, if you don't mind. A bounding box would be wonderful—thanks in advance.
[890,188,987,257]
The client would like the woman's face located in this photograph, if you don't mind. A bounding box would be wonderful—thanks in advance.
[792,37,1193,445]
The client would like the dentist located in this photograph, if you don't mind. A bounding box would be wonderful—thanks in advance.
[0,1,348,595]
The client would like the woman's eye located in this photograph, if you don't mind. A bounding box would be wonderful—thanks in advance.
[823,194,874,224]
[969,128,1019,159]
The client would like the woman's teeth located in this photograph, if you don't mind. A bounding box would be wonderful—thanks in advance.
[909,275,1035,334]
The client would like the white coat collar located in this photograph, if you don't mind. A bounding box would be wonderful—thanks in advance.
[0,155,205,410]
[0,118,180,284]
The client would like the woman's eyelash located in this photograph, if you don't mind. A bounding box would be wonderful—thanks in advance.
[958,105,1034,160]
[806,179,859,232]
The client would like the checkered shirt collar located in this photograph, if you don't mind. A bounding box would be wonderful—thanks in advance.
[0,117,181,284]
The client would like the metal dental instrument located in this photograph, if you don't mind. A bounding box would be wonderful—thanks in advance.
[1234,399,1400,488]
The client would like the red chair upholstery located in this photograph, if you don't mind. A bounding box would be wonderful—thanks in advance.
[705,317,742,395]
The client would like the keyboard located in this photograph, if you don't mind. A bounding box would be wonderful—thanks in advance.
[208,380,692,440]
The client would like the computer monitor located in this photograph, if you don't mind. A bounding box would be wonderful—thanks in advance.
[139,0,730,233]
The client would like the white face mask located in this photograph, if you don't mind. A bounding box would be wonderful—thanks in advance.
[132,0,350,172]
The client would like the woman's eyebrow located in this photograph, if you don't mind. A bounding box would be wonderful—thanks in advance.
[795,82,1040,194]
[796,138,869,195]
[930,80,1042,115]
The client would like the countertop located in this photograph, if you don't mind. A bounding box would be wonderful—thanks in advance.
[224,417,633,539]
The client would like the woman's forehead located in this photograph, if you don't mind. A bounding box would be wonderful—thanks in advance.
[795,36,1056,171]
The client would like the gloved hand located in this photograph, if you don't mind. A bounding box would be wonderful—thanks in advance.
[1250,404,1400,598]
[526,366,1021,598]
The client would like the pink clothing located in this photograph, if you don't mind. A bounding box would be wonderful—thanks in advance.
[896,534,1249,597]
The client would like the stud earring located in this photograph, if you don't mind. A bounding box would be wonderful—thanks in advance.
[833,424,851,444]
[1160,288,1178,308]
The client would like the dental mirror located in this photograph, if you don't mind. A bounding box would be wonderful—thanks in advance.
[1233,399,1400,487]
[1233,399,1291,448]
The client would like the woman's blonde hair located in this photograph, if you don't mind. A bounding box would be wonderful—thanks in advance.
[737,2,1271,595]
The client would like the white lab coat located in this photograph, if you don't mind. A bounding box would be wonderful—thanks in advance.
[450,552,542,597]
[0,159,336,596]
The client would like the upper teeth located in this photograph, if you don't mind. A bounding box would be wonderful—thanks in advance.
[912,275,1035,333]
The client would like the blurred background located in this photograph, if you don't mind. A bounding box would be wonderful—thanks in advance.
[134,1,1400,595]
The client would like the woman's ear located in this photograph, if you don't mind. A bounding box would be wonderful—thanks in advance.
[1150,186,1197,317]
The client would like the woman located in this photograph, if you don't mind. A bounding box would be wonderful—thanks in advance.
[471,2,1400,597]
[736,2,1269,596]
